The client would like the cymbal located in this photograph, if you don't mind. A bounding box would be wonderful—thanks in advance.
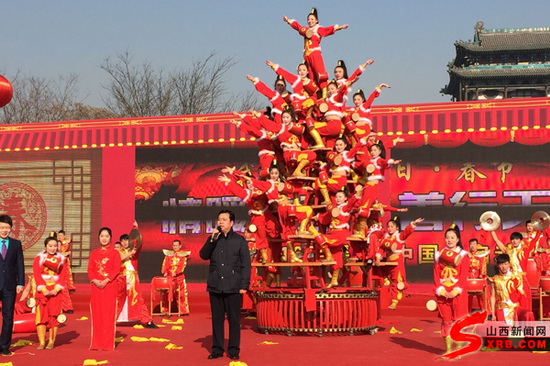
[128,228,142,250]
[426,299,437,311]
[531,211,550,231]
[479,211,501,232]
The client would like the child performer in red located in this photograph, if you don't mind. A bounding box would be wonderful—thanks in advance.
[433,225,469,355]
[87,227,121,351]
[375,216,424,310]
[161,239,190,315]
[33,236,67,350]
[490,253,534,325]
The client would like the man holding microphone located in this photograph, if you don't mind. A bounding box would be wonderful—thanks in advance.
[200,210,251,361]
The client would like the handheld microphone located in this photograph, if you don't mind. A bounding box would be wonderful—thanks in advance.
[212,226,222,241]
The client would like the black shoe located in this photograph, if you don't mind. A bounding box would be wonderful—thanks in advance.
[229,354,239,360]
[65,310,74,314]
[1,349,13,356]
[207,353,223,359]
[144,321,159,329]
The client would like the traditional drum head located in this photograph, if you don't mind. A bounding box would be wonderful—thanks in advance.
[366,164,375,174]
[351,112,360,122]
[333,155,342,166]
[531,211,550,231]
[26,298,37,308]
[479,211,501,231]
[57,314,67,324]
[331,207,341,217]
[248,224,258,233]
[426,299,437,311]
[318,102,328,113]
[305,28,314,39]
[396,282,405,291]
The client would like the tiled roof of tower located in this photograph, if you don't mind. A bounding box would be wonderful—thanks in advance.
[457,27,550,52]
[449,64,550,78]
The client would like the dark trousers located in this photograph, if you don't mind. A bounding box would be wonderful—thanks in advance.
[209,292,242,356]
[0,288,16,350]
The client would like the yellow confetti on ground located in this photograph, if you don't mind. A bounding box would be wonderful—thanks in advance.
[0,362,13,366]
[149,337,170,342]
[130,336,150,342]
[229,362,248,366]
[433,330,441,334]
[389,327,402,334]
[410,328,423,332]
[77,316,89,320]
[162,318,184,325]
[83,360,109,365]
[156,324,167,328]
[171,326,182,331]
[11,339,33,347]
[532,351,549,354]
[259,341,279,345]
[133,324,144,329]
[245,316,257,320]
[165,343,183,350]
[114,337,124,343]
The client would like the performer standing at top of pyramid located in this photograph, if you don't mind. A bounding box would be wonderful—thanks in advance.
[283,8,348,94]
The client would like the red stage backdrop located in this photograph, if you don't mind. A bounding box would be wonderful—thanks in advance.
[134,142,549,281]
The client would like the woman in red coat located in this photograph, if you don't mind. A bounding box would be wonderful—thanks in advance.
[433,225,469,355]
[33,236,67,350]
[87,227,121,351]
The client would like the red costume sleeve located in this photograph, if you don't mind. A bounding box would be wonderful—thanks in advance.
[317,25,337,38]
[399,224,415,242]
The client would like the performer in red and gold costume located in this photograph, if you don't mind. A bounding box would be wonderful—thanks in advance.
[33,236,67,350]
[57,231,74,314]
[490,253,534,325]
[218,167,281,264]
[116,233,157,328]
[433,225,469,355]
[375,216,424,310]
[161,239,190,315]
[87,227,121,351]
[309,188,360,288]
[57,231,75,291]
[467,238,490,311]
[283,8,348,91]
[491,231,533,311]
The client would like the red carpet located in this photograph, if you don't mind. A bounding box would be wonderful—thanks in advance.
[5,283,549,366]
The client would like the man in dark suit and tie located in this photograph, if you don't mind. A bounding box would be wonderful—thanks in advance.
[0,215,25,356]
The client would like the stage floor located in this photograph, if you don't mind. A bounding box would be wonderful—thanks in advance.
[4,283,549,366]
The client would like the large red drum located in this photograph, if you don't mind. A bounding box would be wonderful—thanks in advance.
[540,277,550,292]
[466,278,485,292]
[13,313,36,333]
[151,276,169,289]
[526,258,539,288]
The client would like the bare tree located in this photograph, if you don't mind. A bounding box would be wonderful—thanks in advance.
[101,50,262,116]
[0,72,113,124]
[101,51,175,117]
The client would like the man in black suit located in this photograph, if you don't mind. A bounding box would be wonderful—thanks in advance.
[199,210,251,361]
[0,215,25,356]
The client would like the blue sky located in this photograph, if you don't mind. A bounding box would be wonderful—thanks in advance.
[2,1,548,109]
